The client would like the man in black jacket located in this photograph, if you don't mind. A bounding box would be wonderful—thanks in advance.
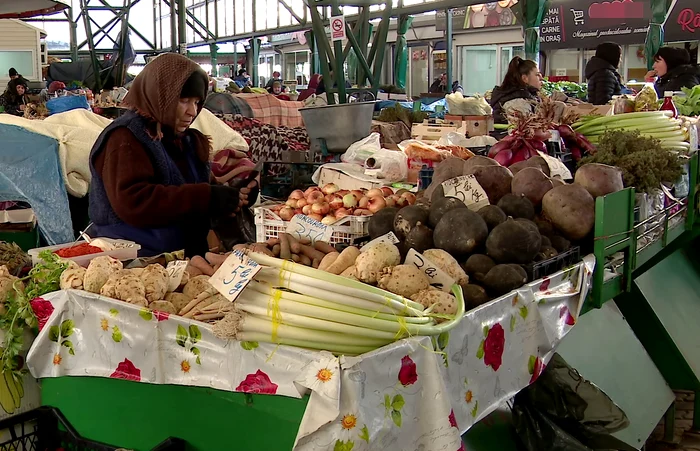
[585,43,623,105]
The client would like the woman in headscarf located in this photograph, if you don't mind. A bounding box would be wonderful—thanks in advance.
[585,42,623,105]
[1,77,29,116]
[88,53,257,257]
[646,47,700,96]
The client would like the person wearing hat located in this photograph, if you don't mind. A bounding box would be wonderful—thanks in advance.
[88,53,257,257]
[585,42,623,105]
[645,47,700,97]
[1,77,29,116]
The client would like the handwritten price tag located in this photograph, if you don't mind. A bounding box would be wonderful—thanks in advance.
[404,249,455,293]
[166,260,188,292]
[537,151,572,180]
[286,214,334,244]
[209,250,262,303]
[360,232,400,252]
[441,175,490,210]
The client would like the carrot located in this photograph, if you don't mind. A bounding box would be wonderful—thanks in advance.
[299,244,325,262]
[291,254,301,263]
[325,246,360,275]
[190,256,215,276]
[286,233,302,254]
[271,244,281,257]
[313,241,336,254]
[312,258,321,269]
[279,233,291,260]
[299,254,312,266]
[318,252,340,271]
[266,237,280,247]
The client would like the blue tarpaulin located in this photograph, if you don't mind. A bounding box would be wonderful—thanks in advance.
[0,124,73,244]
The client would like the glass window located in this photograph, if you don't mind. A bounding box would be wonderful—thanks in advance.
[460,45,498,96]
[549,48,581,82]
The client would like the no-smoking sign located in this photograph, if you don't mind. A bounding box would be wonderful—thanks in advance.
[330,15,346,41]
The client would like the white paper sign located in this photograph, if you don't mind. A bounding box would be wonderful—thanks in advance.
[537,151,572,180]
[209,250,262,303]
[166,260,188,292]
[404,249,455,293]
[286,214,334,243]
[330,15,346,41]
[360,232,400,252]
[441,175,490,210]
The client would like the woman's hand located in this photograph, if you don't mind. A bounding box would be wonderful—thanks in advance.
[237,179,259,210]
[644,70,657,82]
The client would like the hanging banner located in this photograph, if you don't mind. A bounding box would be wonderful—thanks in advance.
[663,0,700,42]
[436,1,519,32]
[539,0,652,49]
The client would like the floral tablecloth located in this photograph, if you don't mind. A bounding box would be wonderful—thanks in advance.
[27,255,595,451]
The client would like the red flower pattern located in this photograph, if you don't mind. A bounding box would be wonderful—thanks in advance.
[110,358,141,382]
[448,409,458,428]
[235,370,278,394]
[483,323,505,371]
[457,442,466,451]
[530,357,545,384]
[560,306,575,326]
[398,355,418,386]
[30,298,54,331]
[153,310,170,322]
[539,277,550,291]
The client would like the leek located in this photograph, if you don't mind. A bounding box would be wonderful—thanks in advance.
[573,111,672,132]
[235,331,376,355]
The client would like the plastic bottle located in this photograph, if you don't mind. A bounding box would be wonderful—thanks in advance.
[660,91,678,118]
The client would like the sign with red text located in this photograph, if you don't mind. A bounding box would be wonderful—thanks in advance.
[664,0,700,42]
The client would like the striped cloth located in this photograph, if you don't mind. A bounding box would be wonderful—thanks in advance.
[233,93,306,128]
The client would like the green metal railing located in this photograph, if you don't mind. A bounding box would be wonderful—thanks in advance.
[586,153,700,310]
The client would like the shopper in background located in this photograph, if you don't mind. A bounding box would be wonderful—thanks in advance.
[585,42,623,105]
[265,71,284,90]
[1,77,29,116]
[429,73,448,93]
[489,56,542,124]
[298,74,321,101]
[645,47,700,96]
[88,53,257,257]
[234,68,251,88]
[8,68,20,80]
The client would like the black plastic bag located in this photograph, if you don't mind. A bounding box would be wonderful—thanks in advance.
[513,353,636,451]
[212,207,257,251]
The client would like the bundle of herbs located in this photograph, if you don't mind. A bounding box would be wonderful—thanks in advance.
[579,129,684,193]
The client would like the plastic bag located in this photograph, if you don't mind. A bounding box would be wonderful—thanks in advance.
[364,148,408,183]
[46,95,90,115]
[211,208,256,250]
[513,353,635,451]
[342,133,382,165]
[444,92,492,116]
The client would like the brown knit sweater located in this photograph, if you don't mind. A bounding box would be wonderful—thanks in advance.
[94,127,211,228]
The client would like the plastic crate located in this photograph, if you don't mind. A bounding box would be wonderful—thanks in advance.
[254,206,370,244]
[0,406,185,451]
[525,246,581,282]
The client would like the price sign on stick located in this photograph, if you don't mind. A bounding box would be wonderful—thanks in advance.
[360,232,400,252]
[404,249,455,293]
[537,151,572,180]
[441,175,490,210]
[209,250,262,303]
[165,260,188,292]
[286,214,334,244]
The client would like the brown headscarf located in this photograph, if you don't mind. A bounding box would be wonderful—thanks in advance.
[123,53,210,154]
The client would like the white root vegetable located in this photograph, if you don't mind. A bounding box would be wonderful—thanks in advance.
[412,289,459,316]
[83,256,123,294]
[339,265,357,280]
[422,249,469,286]
[182,275,212,299]
[318,252,339,272]
[164,292,192,312]
[60,267,86,290]
[0,267,23,305]
[354,242,401,284]
[141,264,168,302]
[325,246,360,275]
[377,265,430,298]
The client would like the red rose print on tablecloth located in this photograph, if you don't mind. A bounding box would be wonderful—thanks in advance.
[457,442,466,451]
[539,277,550,292]
[560,306,576,325]
[398,355,418,386]
[30,298,54,331]
[448,409,458,428]
[110,358,141,381]
[235,370,278,394]
[153,310,170,322]
[477,323,505,371]
[528,355,545,384]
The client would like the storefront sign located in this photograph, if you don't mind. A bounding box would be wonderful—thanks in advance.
[664,0,700,42]
[540,0,652,49]
[436,1,519,32]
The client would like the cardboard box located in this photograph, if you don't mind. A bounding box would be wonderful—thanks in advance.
[444,114,493,136]
[317,167,385,191]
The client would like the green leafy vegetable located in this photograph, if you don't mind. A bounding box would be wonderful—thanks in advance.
[541,80,588,100]
[674,86,700,117]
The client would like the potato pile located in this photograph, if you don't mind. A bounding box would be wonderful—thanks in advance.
[60,256,229,322]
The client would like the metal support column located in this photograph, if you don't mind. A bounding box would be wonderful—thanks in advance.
[250,38,261,87]
[67,7,78,62]
[445,8,453,89]
[177,0,187,54]
[210,43,219,76]
[170,0,177,52]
